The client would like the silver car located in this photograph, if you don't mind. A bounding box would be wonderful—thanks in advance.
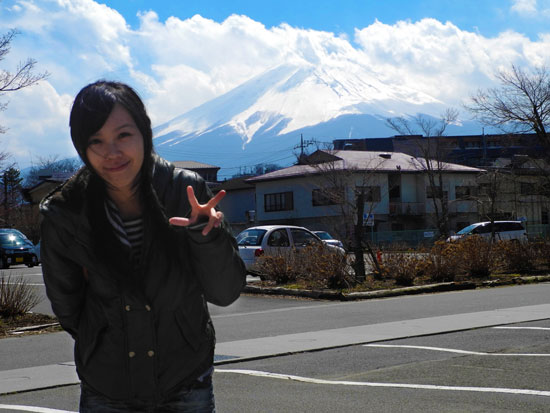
[236,225,344,273]
[447,221,528,242]
[313,231,345,249]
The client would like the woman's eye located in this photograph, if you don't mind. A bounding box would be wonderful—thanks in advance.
[119,132,131,139]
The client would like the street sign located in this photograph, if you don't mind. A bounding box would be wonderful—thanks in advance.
[363,213,374,226]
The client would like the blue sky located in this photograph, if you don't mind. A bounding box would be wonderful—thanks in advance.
[102,0,548,40]
[0,0,549,171]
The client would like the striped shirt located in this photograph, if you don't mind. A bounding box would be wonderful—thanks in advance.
[104,199,144,264]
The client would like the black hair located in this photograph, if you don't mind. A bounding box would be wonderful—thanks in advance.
[69,80,154,182]
[69,81,178,272]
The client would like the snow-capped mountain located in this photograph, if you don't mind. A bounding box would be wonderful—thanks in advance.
[152,59,482,177]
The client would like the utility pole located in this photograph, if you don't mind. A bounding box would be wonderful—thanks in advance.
[294,134,317,164]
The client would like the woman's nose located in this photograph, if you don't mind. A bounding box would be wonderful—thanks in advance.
[101,141,123,158]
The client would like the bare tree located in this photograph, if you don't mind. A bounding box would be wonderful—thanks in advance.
[1,29,49,136]
[306,150,387,282]
[467,65,550,210]
[24,155,81,187]
[467,64,550,153]
[386,109,458,238]
[474,168,511,242]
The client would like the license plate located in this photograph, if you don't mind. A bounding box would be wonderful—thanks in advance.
[16,257,23,263]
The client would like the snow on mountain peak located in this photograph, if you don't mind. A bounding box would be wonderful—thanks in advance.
[153,54,444,148]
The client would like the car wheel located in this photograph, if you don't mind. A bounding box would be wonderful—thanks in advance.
[0,256,9,269]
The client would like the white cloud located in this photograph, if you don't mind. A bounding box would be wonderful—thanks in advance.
[2,1,550,167]
[354,18,550,105]
[511,0,537,15]
[1,81,76,167]
[510,0,550,17]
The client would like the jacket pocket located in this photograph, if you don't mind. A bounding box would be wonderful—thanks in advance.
[77,300,108,366]
[174,295,210,352]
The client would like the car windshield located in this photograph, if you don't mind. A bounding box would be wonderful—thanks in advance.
[236,229,267,246]
[315,232,332,240]
[456,224,478,235]
[0,233,28,247]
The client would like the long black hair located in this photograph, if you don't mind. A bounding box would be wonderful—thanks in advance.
[69,80,154,184]
[69,81,176,277]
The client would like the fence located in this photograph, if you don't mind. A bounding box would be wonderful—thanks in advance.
[362,224,550,247]
[526,224,550,240]
[363,228,441,248]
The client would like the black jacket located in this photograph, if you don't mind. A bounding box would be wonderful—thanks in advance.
[40,155,246,401]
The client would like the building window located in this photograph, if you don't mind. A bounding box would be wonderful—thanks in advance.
[389,185,400,200]
[357,186,381,202]
[426,186,448,200]
[312,188,342,206]
[520,182,537,195]
[455,186,476,199]
[542,209,549,225]
[264,192,293,212]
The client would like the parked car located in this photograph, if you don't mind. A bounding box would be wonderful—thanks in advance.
[447,221,528,242]
[236,225,345,274]
[0,229,39,268]
[313,231,345,249]
[0,228,30,240]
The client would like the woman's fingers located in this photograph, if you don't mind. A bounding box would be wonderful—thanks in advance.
[201,210,224,236]
[186,186,199,209]
[175,186,226,234]
[169,217,191,227]
[207,190,226,208]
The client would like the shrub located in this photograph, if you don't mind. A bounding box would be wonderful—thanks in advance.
[375,250,426,286]
[495,241,536,273]
[298,244,354,289]
[424,241,460,282]
[254,249,300,285]
[531,240,550,270]
[254,244,353,288]
[455,236,497,278]
[0,275,43,318]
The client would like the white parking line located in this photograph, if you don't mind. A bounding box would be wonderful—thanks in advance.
[363,344,550,357]
[215,369,550,397]
[493,326,550,331]
[0,405,75,413]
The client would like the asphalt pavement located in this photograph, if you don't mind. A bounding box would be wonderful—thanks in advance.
[1,269,550,412]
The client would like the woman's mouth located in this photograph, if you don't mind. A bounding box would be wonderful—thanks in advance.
[105,161,130,172]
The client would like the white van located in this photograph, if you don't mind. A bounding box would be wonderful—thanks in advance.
[447,221,527,242]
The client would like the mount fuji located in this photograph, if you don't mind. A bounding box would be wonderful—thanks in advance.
[152,58,483,178]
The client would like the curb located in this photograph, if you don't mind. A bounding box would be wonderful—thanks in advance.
[243,274,550,301]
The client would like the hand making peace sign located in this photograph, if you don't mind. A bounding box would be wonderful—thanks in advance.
[169,186,226,236]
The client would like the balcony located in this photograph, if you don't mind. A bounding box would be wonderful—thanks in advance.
[389,202,425,215]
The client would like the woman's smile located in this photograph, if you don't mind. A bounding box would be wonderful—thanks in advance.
[104,160,130,173]
[86,103,144,194]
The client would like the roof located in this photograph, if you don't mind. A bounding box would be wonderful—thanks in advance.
[217,177,255,191]
[246,150,484,183]
[173,160,220,170]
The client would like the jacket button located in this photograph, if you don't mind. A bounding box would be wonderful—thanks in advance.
[125,305,131,311]
[129,351,136,358]
[145,305,151,311]
[147,350,155,357]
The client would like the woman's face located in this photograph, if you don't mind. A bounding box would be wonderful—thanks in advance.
[86,104,144,194]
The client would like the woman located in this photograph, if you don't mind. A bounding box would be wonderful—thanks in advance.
[40,81,246,412]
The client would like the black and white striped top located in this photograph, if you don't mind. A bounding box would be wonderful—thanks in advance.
[104,198,144,264]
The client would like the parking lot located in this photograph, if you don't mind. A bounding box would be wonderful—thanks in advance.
[1,319,549,412]
[214,320,550,412]
[1,273,549,412]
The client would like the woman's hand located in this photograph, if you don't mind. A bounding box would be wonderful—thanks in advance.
[169,186,226,236]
